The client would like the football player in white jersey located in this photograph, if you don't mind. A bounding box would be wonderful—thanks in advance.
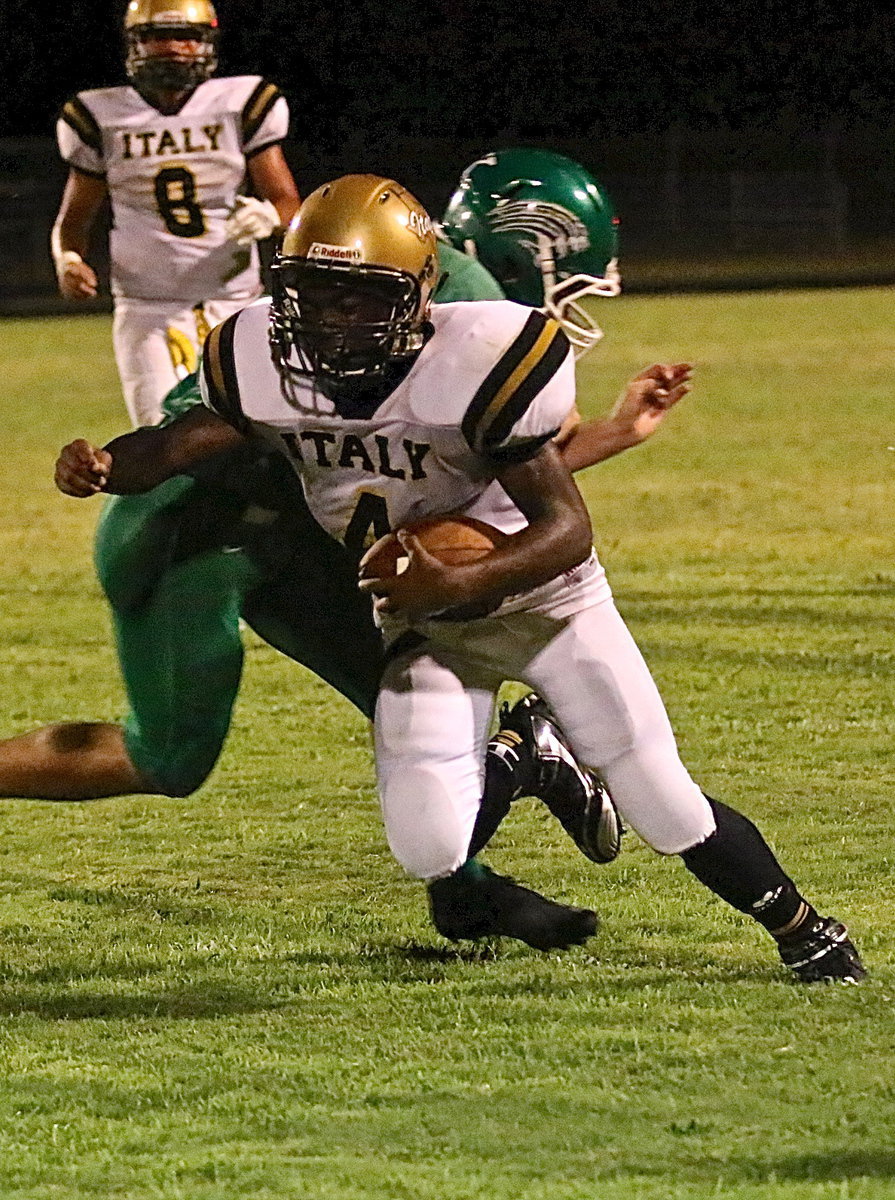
[53,175,865,982]
[51,0,300,427]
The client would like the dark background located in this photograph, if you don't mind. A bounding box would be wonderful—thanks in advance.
[3,1,893,159]
[2,0,895,308]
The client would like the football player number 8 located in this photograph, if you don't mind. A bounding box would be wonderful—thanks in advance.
[154,165,206,238]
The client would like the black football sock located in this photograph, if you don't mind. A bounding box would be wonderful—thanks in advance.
[466,741,532,858]
[680,796,819,938]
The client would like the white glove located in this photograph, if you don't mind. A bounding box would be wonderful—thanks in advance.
[225,196,281,246]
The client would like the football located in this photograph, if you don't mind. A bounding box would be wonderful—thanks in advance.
[359,515,507,580]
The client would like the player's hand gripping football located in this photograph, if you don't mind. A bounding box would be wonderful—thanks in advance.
[358,530,484,620]
[611,362,692,444]
[55,439,112,497]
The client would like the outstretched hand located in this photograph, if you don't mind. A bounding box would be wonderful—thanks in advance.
[55,439,112,497]
[611,362,692,443]
[558,361,693,473]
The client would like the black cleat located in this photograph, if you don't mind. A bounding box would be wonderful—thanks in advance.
[492,693,623,864]
[428,862,598,952]
[778,917,867,984]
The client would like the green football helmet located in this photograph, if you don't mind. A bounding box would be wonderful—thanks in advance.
[441,148,620,355]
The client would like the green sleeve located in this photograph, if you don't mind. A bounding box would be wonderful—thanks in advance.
[160,371,203,422]
[434,242,506,303]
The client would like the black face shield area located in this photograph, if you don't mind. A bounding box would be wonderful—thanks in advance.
[127,25,217,92]
[270,258,423,386]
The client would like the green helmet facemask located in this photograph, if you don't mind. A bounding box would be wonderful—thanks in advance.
[441,148,620,356]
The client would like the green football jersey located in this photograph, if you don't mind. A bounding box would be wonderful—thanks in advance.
[434,242,506,302]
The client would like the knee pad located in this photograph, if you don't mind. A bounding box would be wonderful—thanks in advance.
[379,764,473,880]
[599,749,716,854]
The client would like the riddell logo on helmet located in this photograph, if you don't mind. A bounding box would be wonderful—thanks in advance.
[308,242,363,263]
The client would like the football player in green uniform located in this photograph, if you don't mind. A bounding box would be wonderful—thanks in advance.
[1,153,687,950]
[440,147,622,358]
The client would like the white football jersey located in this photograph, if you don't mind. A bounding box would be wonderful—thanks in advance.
[56,77,289,303]
[200,298,608,623]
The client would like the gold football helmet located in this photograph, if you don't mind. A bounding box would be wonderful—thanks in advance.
[125,0,219,94]
[270,175,439,396]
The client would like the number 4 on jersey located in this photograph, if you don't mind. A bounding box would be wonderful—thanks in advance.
[345,492,391,562]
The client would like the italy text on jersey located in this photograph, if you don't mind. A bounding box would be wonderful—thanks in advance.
[55,78,287,301]
[198,297,606,622]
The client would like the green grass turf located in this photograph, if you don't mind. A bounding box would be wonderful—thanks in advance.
[0,293,891,1199]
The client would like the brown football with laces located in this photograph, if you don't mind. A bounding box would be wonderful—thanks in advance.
[360,515,507,578]
[359,515,508,619]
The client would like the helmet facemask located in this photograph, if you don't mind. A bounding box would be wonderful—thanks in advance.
[271,175,439,407]
[270,258,428,393]
[539,252,622,355]
[126,21,218,94]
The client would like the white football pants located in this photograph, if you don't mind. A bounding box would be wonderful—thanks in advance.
[374,596,716,880]
[112,295,258,426]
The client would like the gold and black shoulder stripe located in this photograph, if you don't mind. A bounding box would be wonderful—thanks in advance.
[59,96,102,155]
[201,315,251,433]
[461,310,570,457]
[241,80,282,146]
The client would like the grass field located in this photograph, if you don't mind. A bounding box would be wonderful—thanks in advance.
[0,290,892,1199]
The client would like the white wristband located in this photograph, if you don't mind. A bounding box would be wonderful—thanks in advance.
[54,249,84,276]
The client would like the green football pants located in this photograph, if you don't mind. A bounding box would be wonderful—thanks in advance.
[94,474,383,796]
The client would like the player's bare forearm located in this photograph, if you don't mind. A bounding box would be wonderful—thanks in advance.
[247,145,301,227]
[52,171,107,300]
[561,362,692,473]
[488,445,593,585]
[56,429,187,496]
[102,427,197,493]
[55,407,246,497]
[104,408,245,492]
